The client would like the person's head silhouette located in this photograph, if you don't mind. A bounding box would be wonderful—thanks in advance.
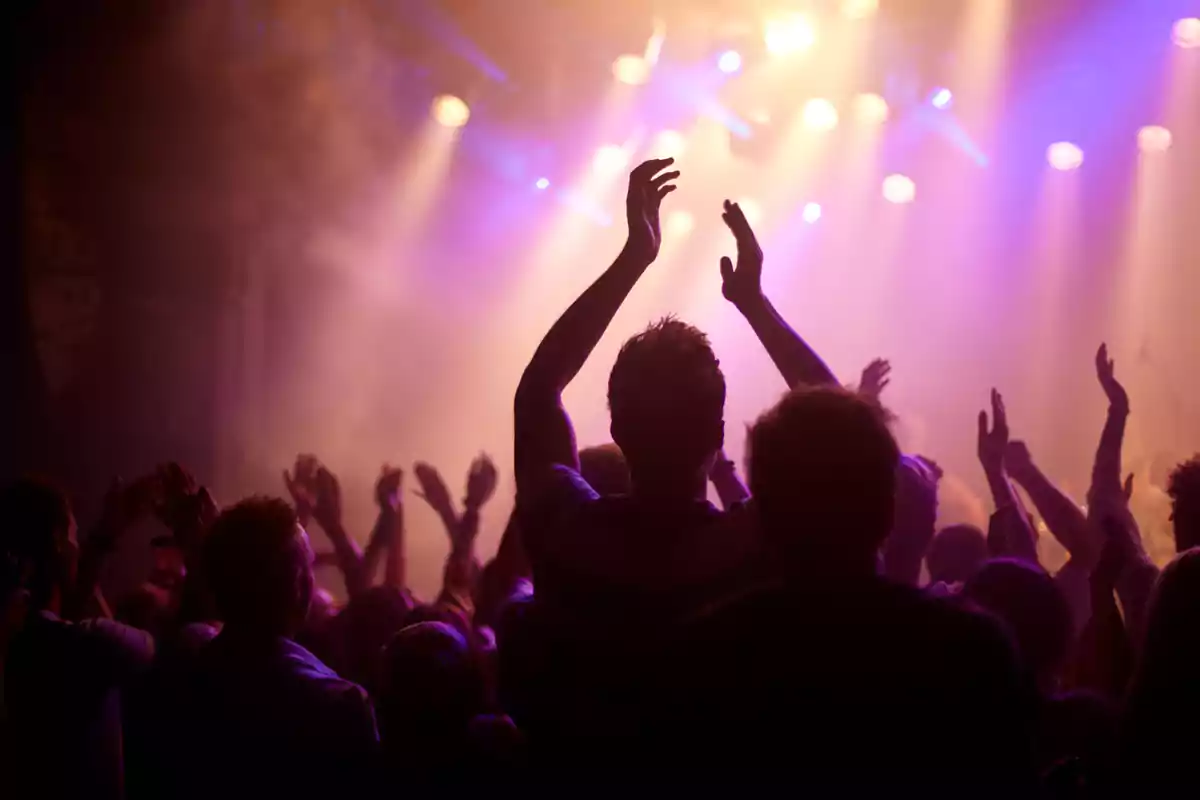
[608,318,725,499]
[748,386,899,578]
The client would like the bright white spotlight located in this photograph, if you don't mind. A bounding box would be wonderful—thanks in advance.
[666,210,694,237]
[612,54,650,85]
[1137,125,1172,153]
[882,174,916,204]
[802,202,822,224]
[737,198,763,226]
[653,129,687,158]
[718,50,742,74]
[802,98,839,131]
[535,177,550,190]
[1174,17,1200,48]
[432,94,470,128]
[840,0,879,19]
[853,93,889,125]
[764,13,817,56]
[931,88,953,109]
[593,144,630,175]
[1047,142,1084,171]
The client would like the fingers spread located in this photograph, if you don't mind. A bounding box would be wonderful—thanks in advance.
[632,158,675,182]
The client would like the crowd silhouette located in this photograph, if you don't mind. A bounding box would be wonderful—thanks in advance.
[3,158,1200,796]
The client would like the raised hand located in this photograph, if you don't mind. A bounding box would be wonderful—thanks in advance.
[283,454,320,525]
[719,199,764,308]
[977,389,1009,474]
[1095,343,1129,413]
[413,462,455,521]
[1004,440,1037,484]
[312,465,343,532]
[375,464,403,511]
[858,358,892,399]
[625,158,679,264]
[465,453,499,510]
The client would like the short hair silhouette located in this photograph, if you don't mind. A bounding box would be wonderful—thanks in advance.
[203,496,312,634]
[1167,455,1200,552]
[748,386,899,569]
[608,318,725,482]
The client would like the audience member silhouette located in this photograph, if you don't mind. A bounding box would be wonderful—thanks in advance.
[174,497,377,798]
[666,387,1038,789]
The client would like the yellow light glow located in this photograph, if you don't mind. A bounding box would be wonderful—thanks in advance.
[840,0,879,20]
[1137,125,1172,153]
[666,210,694,237]
[737,198,763,226]
[653,129,687,158]
[853,92,889,125]
[1173,17,1200,49]
[612,54,650,85]
[1047,142,1084,171]
[431,95,470,128]
[593,144,630,175]
[882,174,916,204]
[802,98,839,131]
[749,108,772,125]
[764,13,817,56]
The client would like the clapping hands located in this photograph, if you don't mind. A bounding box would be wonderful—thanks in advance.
[283,455,341,531]
[719,200,764,308]
[464,453,498,510]
[413,462,455,521]
[977,389,1010,475]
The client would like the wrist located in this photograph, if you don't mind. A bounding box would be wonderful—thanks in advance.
[733,291,767,316]
[619,241,655,271]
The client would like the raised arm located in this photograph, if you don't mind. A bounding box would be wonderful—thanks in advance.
[363,465,404,590]
[1086,345,1158,639]
[1006,441,1098,567]
[719,200,837,388]
[978,390,1039,563]
[514,159,679,493]
[286,459,368,600]
[440,455,497,614]
[1089,344,1130,509]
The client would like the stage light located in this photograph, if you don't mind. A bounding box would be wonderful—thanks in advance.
[1174,17,1200,49]
[653,129,686,158]
[1047,142,1084,171]
[738,198,763,226]
[764,13,816,56]
[802,98,839,131]
[535,177,550,190]
[432,95,470,128]
[840,0,879,19]
[1137,125,1172,153]
[749,108,772,125]
[931,88,953,109]
[882,174,915,204]
[613,54,650,85]
[853,93,889,125]
[666,210,694,236]
[718,50,742,74]
[802,202,822,224]
[593,144,630,174]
